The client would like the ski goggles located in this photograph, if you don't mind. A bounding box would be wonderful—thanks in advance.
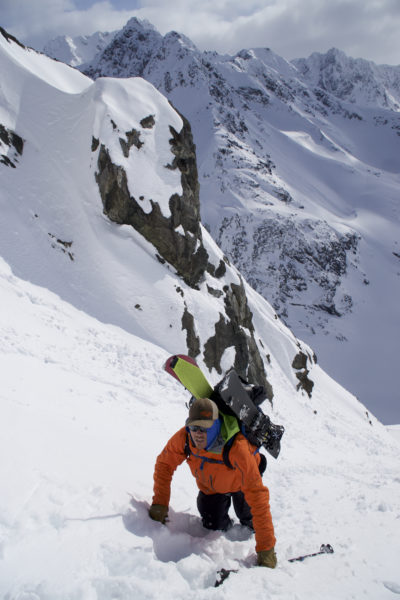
[188,425,210,433]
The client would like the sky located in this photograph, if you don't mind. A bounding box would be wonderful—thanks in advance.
[2,0,400,65]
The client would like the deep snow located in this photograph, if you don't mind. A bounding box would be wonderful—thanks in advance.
[1,257,400,599]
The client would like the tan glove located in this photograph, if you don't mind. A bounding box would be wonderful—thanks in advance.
[149,504,168,524]
[257,547,277,568]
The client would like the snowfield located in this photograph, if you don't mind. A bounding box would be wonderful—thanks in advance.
[1,28,400,600]
[1,257,400,599]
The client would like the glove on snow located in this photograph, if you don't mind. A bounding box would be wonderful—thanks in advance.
[149,504,168,524]
[257,548,277,568]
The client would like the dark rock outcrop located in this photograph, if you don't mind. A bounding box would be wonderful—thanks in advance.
[119,129,143,156]
[0,123,24,168]
[0,27,26,49]
[182,306,201,357]
[204,280,273,400]
[292,351,314,397]
[95,113,209,288]
[95,107,270,390]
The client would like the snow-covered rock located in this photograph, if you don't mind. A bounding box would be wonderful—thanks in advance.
[293,47,400,110]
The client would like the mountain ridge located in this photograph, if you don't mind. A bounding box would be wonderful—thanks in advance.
[42,29,118,67]
[49,16,400,424]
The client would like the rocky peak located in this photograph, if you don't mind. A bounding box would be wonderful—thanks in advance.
[234,46,300,81]
[293,48,400,109]
[85,18,163,79]
[163,30,198,53]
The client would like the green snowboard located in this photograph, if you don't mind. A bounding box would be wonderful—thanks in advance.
[164,354,213,399]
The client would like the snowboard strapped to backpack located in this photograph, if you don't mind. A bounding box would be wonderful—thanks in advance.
[164,354,284,459]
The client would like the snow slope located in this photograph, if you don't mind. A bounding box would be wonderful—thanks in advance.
[0,32,188,350]
[63,18,400,425]
[1,255,400,600]
[1,28,400,600]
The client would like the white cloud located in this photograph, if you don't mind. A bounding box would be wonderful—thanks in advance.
[132,0,400,64]
[1,0,135,49]
[2,0,400,64]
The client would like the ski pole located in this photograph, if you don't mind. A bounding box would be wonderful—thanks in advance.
[288,543,334,562]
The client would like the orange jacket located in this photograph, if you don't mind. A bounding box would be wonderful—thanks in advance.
[152,427,276,552]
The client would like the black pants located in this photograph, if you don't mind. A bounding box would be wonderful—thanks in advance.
[197,454,266,531]
[197,490,253,530]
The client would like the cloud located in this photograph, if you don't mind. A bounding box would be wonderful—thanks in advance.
[1,0,135,49]
[135,0,400,64]
[2,0,400,64]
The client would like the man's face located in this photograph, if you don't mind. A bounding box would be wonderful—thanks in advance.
[190,426,208,449]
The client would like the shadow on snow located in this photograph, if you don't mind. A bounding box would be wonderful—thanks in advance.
[123,495,253,563]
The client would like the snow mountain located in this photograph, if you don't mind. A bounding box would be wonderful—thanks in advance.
[1,26,400,600]
[293,47,400,111]
[46,17,400,425]
[42,29,117,68]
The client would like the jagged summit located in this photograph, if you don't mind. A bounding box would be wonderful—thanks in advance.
[293,47,400,109]
[163,29,198,51]
[124,16,157,32]
[85,17,163,78]
[85,17,201,85]
[235,46,300,79]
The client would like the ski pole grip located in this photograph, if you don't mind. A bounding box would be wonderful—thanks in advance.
[320,544,334,554]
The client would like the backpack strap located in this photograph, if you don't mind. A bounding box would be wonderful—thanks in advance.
[222,433,267,473]
[184,430,266,474]
[184,432,191,458]
[221,432,238,469]
[184,431,236,469]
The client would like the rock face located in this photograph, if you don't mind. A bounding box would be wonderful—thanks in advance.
[218,212,360,324]
[0,123,24,168]
[204,280,273,399]
[293,48,400,110]
[292,351,314,397]
[95,113,209,289]
[94,100,272,393]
